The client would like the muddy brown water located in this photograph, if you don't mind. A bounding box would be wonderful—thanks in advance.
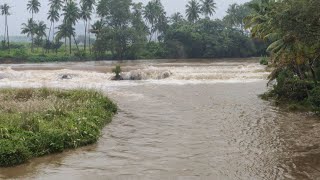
[0,59,319,179]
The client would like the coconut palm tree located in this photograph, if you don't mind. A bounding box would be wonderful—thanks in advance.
[33,21,47,51]
[27,0,41,19]
[80,3,91,52]
[48,0,63,41]
[186,0,201,23]
[61,0,80,54]
[171,12,184,24]
[21,19,37,47]
[36,21,47,42]
[56,23,70,54]
[81,0,95,53]
[49,0,63,10]
[47,8,59,42]
[27,0,41,52]
[144,0,166,42]
[200,0,216,18]
[0,4,10,50]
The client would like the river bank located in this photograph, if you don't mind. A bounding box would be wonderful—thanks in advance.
[0,88,117,167]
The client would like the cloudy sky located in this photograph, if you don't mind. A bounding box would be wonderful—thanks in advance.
[0,0,249,35]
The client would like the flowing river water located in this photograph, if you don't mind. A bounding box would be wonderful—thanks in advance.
[0,58,320,179]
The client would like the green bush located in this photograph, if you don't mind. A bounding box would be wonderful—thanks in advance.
[259,56,269,65]
[0,140,30,167]
[112,65,122,79]
[273,79,314,101]
[309,86,320,112]
[13,49,28,59]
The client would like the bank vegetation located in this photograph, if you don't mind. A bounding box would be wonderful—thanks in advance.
[0,88,117,167]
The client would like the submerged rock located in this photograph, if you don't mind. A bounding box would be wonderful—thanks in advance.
[160,71,171,79]
[111,75,124,81]
[60,74,72,80]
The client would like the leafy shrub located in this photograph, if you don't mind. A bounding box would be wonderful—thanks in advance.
[274,79,313,101]
[260,56,269,65]
[272,69,314,101]
[13,48,28,59]
[309,86,320,112]
[112,65,122,79]
[0,140,30,167]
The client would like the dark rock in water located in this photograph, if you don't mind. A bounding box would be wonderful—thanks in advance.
[161,71,171,79]
[111,76,124,81]
[61,74,72,80]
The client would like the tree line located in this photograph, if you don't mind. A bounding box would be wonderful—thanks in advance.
[1,0,266,60]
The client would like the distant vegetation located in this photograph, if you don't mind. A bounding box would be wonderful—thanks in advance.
[0,0,267,63]
[246,0,320,112]
[0,88,117,167]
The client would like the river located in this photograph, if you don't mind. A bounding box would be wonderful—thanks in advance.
[0,59,319,179]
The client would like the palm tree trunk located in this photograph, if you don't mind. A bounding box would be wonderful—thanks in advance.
[73,35,79,52]
[65,37,67,54]
[47,22,52,53]
[6,15,10,53]
[48,22,52,41]
[84,20,87,51]
[69,36,72,54]
[52,22,55,53]
[88,19,91,54]
[4,16,6,43]
[52,22,55,41]
[31,10,34,52]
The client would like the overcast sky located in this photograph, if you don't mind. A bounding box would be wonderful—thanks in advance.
[0,0,249,35]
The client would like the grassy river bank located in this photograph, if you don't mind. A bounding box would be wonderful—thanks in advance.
[0,88,117,167]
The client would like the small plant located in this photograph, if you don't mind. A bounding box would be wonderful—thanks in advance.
[112,65,122,80]
[260,56,269,65]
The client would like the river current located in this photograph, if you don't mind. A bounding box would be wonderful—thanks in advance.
[0,59,319,179]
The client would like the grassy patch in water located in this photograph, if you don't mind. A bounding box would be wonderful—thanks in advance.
[0,88,117,167]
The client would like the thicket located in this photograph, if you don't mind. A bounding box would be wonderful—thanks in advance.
[246,0,320,112]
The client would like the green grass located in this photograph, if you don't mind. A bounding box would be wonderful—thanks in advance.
[0,88,117,167]
[0,43,114,63]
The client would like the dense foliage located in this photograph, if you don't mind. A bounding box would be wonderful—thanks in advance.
[0,88,117,167]
[93,0,266,59]
[0,0,267,62]
[246,0,320,111]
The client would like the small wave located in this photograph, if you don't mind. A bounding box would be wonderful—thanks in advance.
[122,70,172,80]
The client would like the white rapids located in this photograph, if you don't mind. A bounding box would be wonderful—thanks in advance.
[0,59,269,90]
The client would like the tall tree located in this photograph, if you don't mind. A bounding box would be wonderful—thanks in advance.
[186,0,201,23]
[200,0,216,18]
[96,0,148,59]
[143,0,167,42]
[48,0,63,42]
[56,23,70,54]
[34,21,47,51]
[0,4,10,51]
[224,3,252,32]
[170,12,184,24]
[47,8,59,42]
[80,0,95,53]
[61,0,80,54]
[80,1,90,52]
[21,19,37,48]
[27,0,41,52]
